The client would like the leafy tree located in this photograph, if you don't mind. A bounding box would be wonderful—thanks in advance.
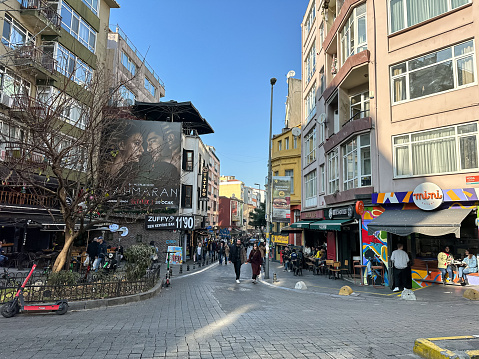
[248,201,266,238]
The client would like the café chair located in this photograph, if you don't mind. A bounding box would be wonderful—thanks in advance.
[329,261,341,279]
[353,260,367,286]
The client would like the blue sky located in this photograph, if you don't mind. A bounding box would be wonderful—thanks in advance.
[110,1,309,189]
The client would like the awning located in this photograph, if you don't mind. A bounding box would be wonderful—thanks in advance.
[280,225,303,233]
[367,208,472,238]
[310,219,355,231]
[290,220,314,229]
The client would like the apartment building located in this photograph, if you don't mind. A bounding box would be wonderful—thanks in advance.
[219,176,245,232]
[205,145,220,230]
[301,0,478,287]
[0,0,119,251]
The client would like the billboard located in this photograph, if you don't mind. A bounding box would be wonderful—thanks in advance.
[272,176,291,222]
[166,246,183,264]
[103,120,181,211]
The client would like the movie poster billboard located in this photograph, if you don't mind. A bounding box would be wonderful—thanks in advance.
[272,176,291,222]
[103,120,181,211]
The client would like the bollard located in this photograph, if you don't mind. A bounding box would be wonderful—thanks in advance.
[273,273,277,282]
[187,265,190,271]
[179,265,183,274]
[193,264,195,270]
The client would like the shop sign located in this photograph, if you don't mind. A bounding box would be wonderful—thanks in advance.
[466,175,479,185]
[200,167,209,199]
[272,176,291,222]
[355,201,364,216]
[272,235,289,245]
[327,205,354,219]
[412,182,443,211]
[145,215,195,230]
[300,210,324,220]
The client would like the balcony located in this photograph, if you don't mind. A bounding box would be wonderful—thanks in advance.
[19,0,62,36]
[2,144,47,168]
[10,94,47,117]
[12,45,57,80]
[0,190,56,208]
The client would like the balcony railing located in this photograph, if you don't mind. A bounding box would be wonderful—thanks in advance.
[343,110,370,127]
[10,94,47,118]
[0,190,57,208]
[20,0,62,29]
[2,144,47,167]
[13,45,57,74]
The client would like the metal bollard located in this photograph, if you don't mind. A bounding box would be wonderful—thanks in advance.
[179,265,183,274]
[273,273,277,282]
[187,265,190,271]
[193,264,195,270]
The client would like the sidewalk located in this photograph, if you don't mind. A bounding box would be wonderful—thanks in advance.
[260,261,479,303]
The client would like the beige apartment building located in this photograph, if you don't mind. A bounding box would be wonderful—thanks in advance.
[301,0,478,287]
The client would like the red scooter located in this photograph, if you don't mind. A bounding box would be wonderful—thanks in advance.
[1,264,68,318]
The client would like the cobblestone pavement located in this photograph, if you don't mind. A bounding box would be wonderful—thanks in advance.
[1,260,479,359]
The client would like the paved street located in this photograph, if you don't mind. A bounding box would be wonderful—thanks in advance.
[1,261,479,359]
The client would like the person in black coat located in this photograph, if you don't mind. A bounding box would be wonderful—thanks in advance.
[87,238,99,267]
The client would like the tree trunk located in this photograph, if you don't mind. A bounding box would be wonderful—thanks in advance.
[52,231,75,272]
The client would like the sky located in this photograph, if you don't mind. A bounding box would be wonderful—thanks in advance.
[110,0,310,190]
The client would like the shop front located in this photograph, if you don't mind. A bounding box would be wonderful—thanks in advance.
[271,234,289,262]
[366,182,479,288]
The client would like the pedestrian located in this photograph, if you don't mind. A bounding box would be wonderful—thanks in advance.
[458,249,478,285]
[196,242,203,264]
[97,237,107,271]
[437,246,454,284]
[0,243,7,267]
[248,243,263,284]
[228,238,247,283]
[224,241,230,266]
[390,243,410,292]
[217,241,226,265]
[88,237,99,270]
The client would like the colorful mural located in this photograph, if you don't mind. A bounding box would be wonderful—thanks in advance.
[361,206,388,286]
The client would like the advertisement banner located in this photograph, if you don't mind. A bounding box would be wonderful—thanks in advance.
[272,176,291,222]
[167,246,183,264]
[103,120,181,211]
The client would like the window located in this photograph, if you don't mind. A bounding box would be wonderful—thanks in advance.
[56,45,93,85]
[37,86,86,129]
[328,149,339,193]
[82,0,99,16]
[319,21,324,46]
[389,0,470,34]
[293,135,298,149]
[121,51,136,75]
[340,3,367,65]
[393,123,479,177]
[61,2,97,53]
[391,41,475,104]
[305,43,317,84]
[182,184,193,208]
[0,67,31,97]
[144,77,156,97]
[183,150,194,171]
[305,84,317,122]
[342,134,371,190]
[319,67,325,95]
[319,164,325,193]
[350,91,370,121]
[305,128,316,165]
[305,1,316,35]
[285,137,289,150]
[285,169,294,193]
[274,171,279,176]
[278,140,282,151]
[2,14,33,48]
[319,114,326,144]
[119,86,135,106]
[305,170,317,207]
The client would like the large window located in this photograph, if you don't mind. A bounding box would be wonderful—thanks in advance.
[393,123,479,177]
[391,40,475,104]
[61,2,97,53]
[82,0,99,16]
[389,0,471,34]
[319,164,325,193]
[37,86,86,129]
[343,134,371,190]
[2,14,33,48]
[305,43,316,84]
[119,86,135,106]
[56,44,93,85]
[144,77,156,97]
[305,128,316,165]
[350,91,370,121]
[305,170,317,207]
[328,149,339,193]
[340,3,367,65]
[278,140,282,151]
[182,184,193,208]
[305,1,316,35]
[0,67,31,97]
[285,169,294,193]
[305,84,317,123]
[285,137,289,150]
[183,150,194,171]
[121,51,136,75]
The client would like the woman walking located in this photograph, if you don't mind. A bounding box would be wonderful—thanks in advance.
[248,243,263,284]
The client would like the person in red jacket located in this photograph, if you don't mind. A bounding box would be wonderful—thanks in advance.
[248,243,263,284]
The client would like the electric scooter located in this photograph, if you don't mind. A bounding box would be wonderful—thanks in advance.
[1,263,68,318]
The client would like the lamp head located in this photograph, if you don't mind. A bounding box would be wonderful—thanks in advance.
[270,78,277,86]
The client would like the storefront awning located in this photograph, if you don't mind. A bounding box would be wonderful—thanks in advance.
[280,225,303,233]
[290,220,314,229]
[367,208,472,238]
[310,219,355,231]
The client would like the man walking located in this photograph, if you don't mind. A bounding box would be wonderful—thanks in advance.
[390,243,409,292]
[229,238,247,283]
[217,241,226,265]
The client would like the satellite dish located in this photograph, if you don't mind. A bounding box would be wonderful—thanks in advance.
[286,70,296,79]
[292,127,301,137]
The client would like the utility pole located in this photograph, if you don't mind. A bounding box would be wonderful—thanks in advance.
[265,77,276,280]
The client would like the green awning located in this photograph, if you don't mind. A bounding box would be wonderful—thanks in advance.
[289,220,314,229]
[310,219,354,231]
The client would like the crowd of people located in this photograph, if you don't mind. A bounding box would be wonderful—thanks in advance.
[281,245,326,273]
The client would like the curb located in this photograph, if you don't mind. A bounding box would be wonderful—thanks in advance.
[413,336,479,358]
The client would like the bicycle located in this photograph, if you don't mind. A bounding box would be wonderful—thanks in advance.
[0,268,20,289]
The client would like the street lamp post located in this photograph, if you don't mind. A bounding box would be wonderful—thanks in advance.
[254,183,261,239]
[265,77,276,280]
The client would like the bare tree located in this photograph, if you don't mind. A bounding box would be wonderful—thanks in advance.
[0,64,176,272]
